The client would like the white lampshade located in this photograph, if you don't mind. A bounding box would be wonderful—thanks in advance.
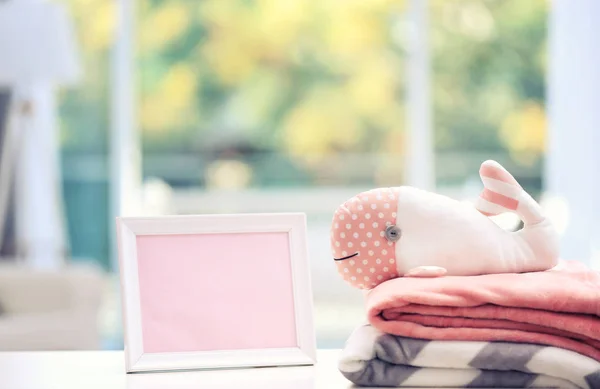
[0,0,81,87]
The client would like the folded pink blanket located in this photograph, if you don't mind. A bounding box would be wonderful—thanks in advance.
[366,260,600,361]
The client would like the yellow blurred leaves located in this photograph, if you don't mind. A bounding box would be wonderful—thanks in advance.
[61,0,406,159]
[140,63,198,133]
[254,0,310,54]
[162,63,198,109]
[282,53,403,160]
[87,1,116,50]
[282,87,361,158]
[140,3,191,52]
[324,2,387,58]
[500,102,546,165]
[199,0,309,85]
[200,31,258,86]
[63,0,115,52]
[198,2,260,86]
[193,0,405,157]
[346,55,401,125]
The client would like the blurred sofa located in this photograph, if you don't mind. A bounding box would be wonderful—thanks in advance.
[0,261,105,350]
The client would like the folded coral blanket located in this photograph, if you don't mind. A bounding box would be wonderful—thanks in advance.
[339,324,600,388]
[366,260,600,361]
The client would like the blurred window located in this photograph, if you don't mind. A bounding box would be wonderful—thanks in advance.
[58,0,548,349]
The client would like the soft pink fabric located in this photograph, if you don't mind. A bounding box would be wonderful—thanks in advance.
[136,232,297,353]
[366,260,600,361]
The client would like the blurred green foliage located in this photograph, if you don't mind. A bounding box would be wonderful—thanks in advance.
[136,0,407,160]
[58,0,548,187]
[55,0,548,268]
[432,0,547,166]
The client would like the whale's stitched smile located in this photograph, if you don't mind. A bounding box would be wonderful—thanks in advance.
[334,252,359,261]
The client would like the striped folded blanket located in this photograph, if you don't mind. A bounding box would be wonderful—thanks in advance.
[339,324,600,388]
[366,260,600,361]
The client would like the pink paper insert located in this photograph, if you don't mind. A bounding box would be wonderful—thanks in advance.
[136,232,298,353]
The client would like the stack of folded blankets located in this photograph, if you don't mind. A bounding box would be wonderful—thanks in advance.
[338,260,600,388]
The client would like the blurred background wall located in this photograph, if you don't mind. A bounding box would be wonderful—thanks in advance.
[0,0,598,351]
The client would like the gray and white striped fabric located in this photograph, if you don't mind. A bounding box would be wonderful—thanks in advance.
[339,324,600,389]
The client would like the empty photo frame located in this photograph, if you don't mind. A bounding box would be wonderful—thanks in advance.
[116,213,316,373]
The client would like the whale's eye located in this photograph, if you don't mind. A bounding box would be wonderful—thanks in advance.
[384,225,401,242]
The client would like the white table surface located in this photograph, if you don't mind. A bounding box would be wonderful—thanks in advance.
[0,349,508,389]
[0,350,360,389]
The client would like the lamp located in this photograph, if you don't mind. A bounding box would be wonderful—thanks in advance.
[0,0,81,268]
[0,0,80,86]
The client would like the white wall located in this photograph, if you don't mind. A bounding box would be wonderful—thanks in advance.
[546,0,600,266]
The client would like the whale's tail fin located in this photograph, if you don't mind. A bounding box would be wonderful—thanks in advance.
[475,160,544,226]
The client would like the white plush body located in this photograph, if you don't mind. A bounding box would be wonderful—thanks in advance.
[330,160,560,289]
[394,186,560,277]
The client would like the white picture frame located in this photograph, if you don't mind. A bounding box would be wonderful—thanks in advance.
[116,212,316,373]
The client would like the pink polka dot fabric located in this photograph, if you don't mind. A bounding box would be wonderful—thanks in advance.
[330,187,401,290]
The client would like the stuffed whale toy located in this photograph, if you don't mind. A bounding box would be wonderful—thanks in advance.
[330,160,560,290]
